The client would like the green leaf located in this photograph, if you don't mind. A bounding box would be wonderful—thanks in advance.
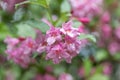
[78,33,96,42]
[95,49,108,62]
[13,8,25,22]
[0,23,12,40]
[29,0,48,8]
[26,19,50,33]
[83,58,92,76]
[89,74,109,80]
[15,0,50,9]
[113,52,120,60]
[16,23,36,38]
[73,20,82,28]
[61,0,71,12]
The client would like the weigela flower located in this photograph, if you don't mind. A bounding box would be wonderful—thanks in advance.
[46,42,70,64]
[45,20,86,64]
[46,26,62,45]
[4,37,36,68]
[70,0,103,20]
[58,73,73,80]
[35,30,47,54]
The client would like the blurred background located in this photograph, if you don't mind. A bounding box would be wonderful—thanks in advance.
[0,0,120,80]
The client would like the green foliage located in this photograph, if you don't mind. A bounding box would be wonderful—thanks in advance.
[89,74,109,80]
[95,49,108,62]
[61,0,71,13]
[0,23,12,40]
[78,34,96,42]
[29,0,49,8]
[16,23,36,38]
[83,58,92,76]
[13,8,25,22]
[26,19,50,33]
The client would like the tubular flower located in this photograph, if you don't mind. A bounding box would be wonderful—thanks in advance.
[4,37,36,68]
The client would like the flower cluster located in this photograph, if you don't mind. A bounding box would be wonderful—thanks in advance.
[98,12,120,55]
[37,20,86,64]
[34,73,73,80]
[69,0,103,22]
[4,37,36,68]
[4,20,86,67]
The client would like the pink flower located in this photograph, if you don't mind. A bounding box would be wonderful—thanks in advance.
[0,0,25,12]
[44,74,57,80]
[46,26,62,45]
[115,27,120,40]
[101,12,111,23]
[78,67,85,78]
[45,20,86,64]
[58,73,73,80]
[4,37,36,68]
[46,43,70,64]
[35,30,47,54]
[34,74,43,80]
[108,41,120,55]
[70,0,103,20]
[34,74,56,80]
[101,24,112,39]
[102,63,112,76]
[60,20,80,37]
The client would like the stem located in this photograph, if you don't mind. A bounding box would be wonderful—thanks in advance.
[15,1,30,9]
[47,8,54,25]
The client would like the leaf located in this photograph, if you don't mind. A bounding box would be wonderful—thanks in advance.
[113,52,120,60]
[83,58,92,76]
[78,33,96,42]
[89,74,109,80]
[29,0,48,8]
[61,0,71,12]
[0,23,12,40]
[26,19,49,33]
[73,20,82,28]
[15,0,50,9]
[13,8,25,22]
[95,49,108,62]
[16,23,36,38]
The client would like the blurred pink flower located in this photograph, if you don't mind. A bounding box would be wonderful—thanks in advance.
[102,62,112,76]
[0,0,25,12]
[101,24,112,39]
[44,74,57,80]
[34,74,43,80]
[58,73,73,80]
[115,27,120,40]
[4,37,36,68]
[34,74,56,80]
[45,66,53,73]
[108,41,120,55]
[70,0,103,20]
[78,67,85,78]
[101,12,111,23]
